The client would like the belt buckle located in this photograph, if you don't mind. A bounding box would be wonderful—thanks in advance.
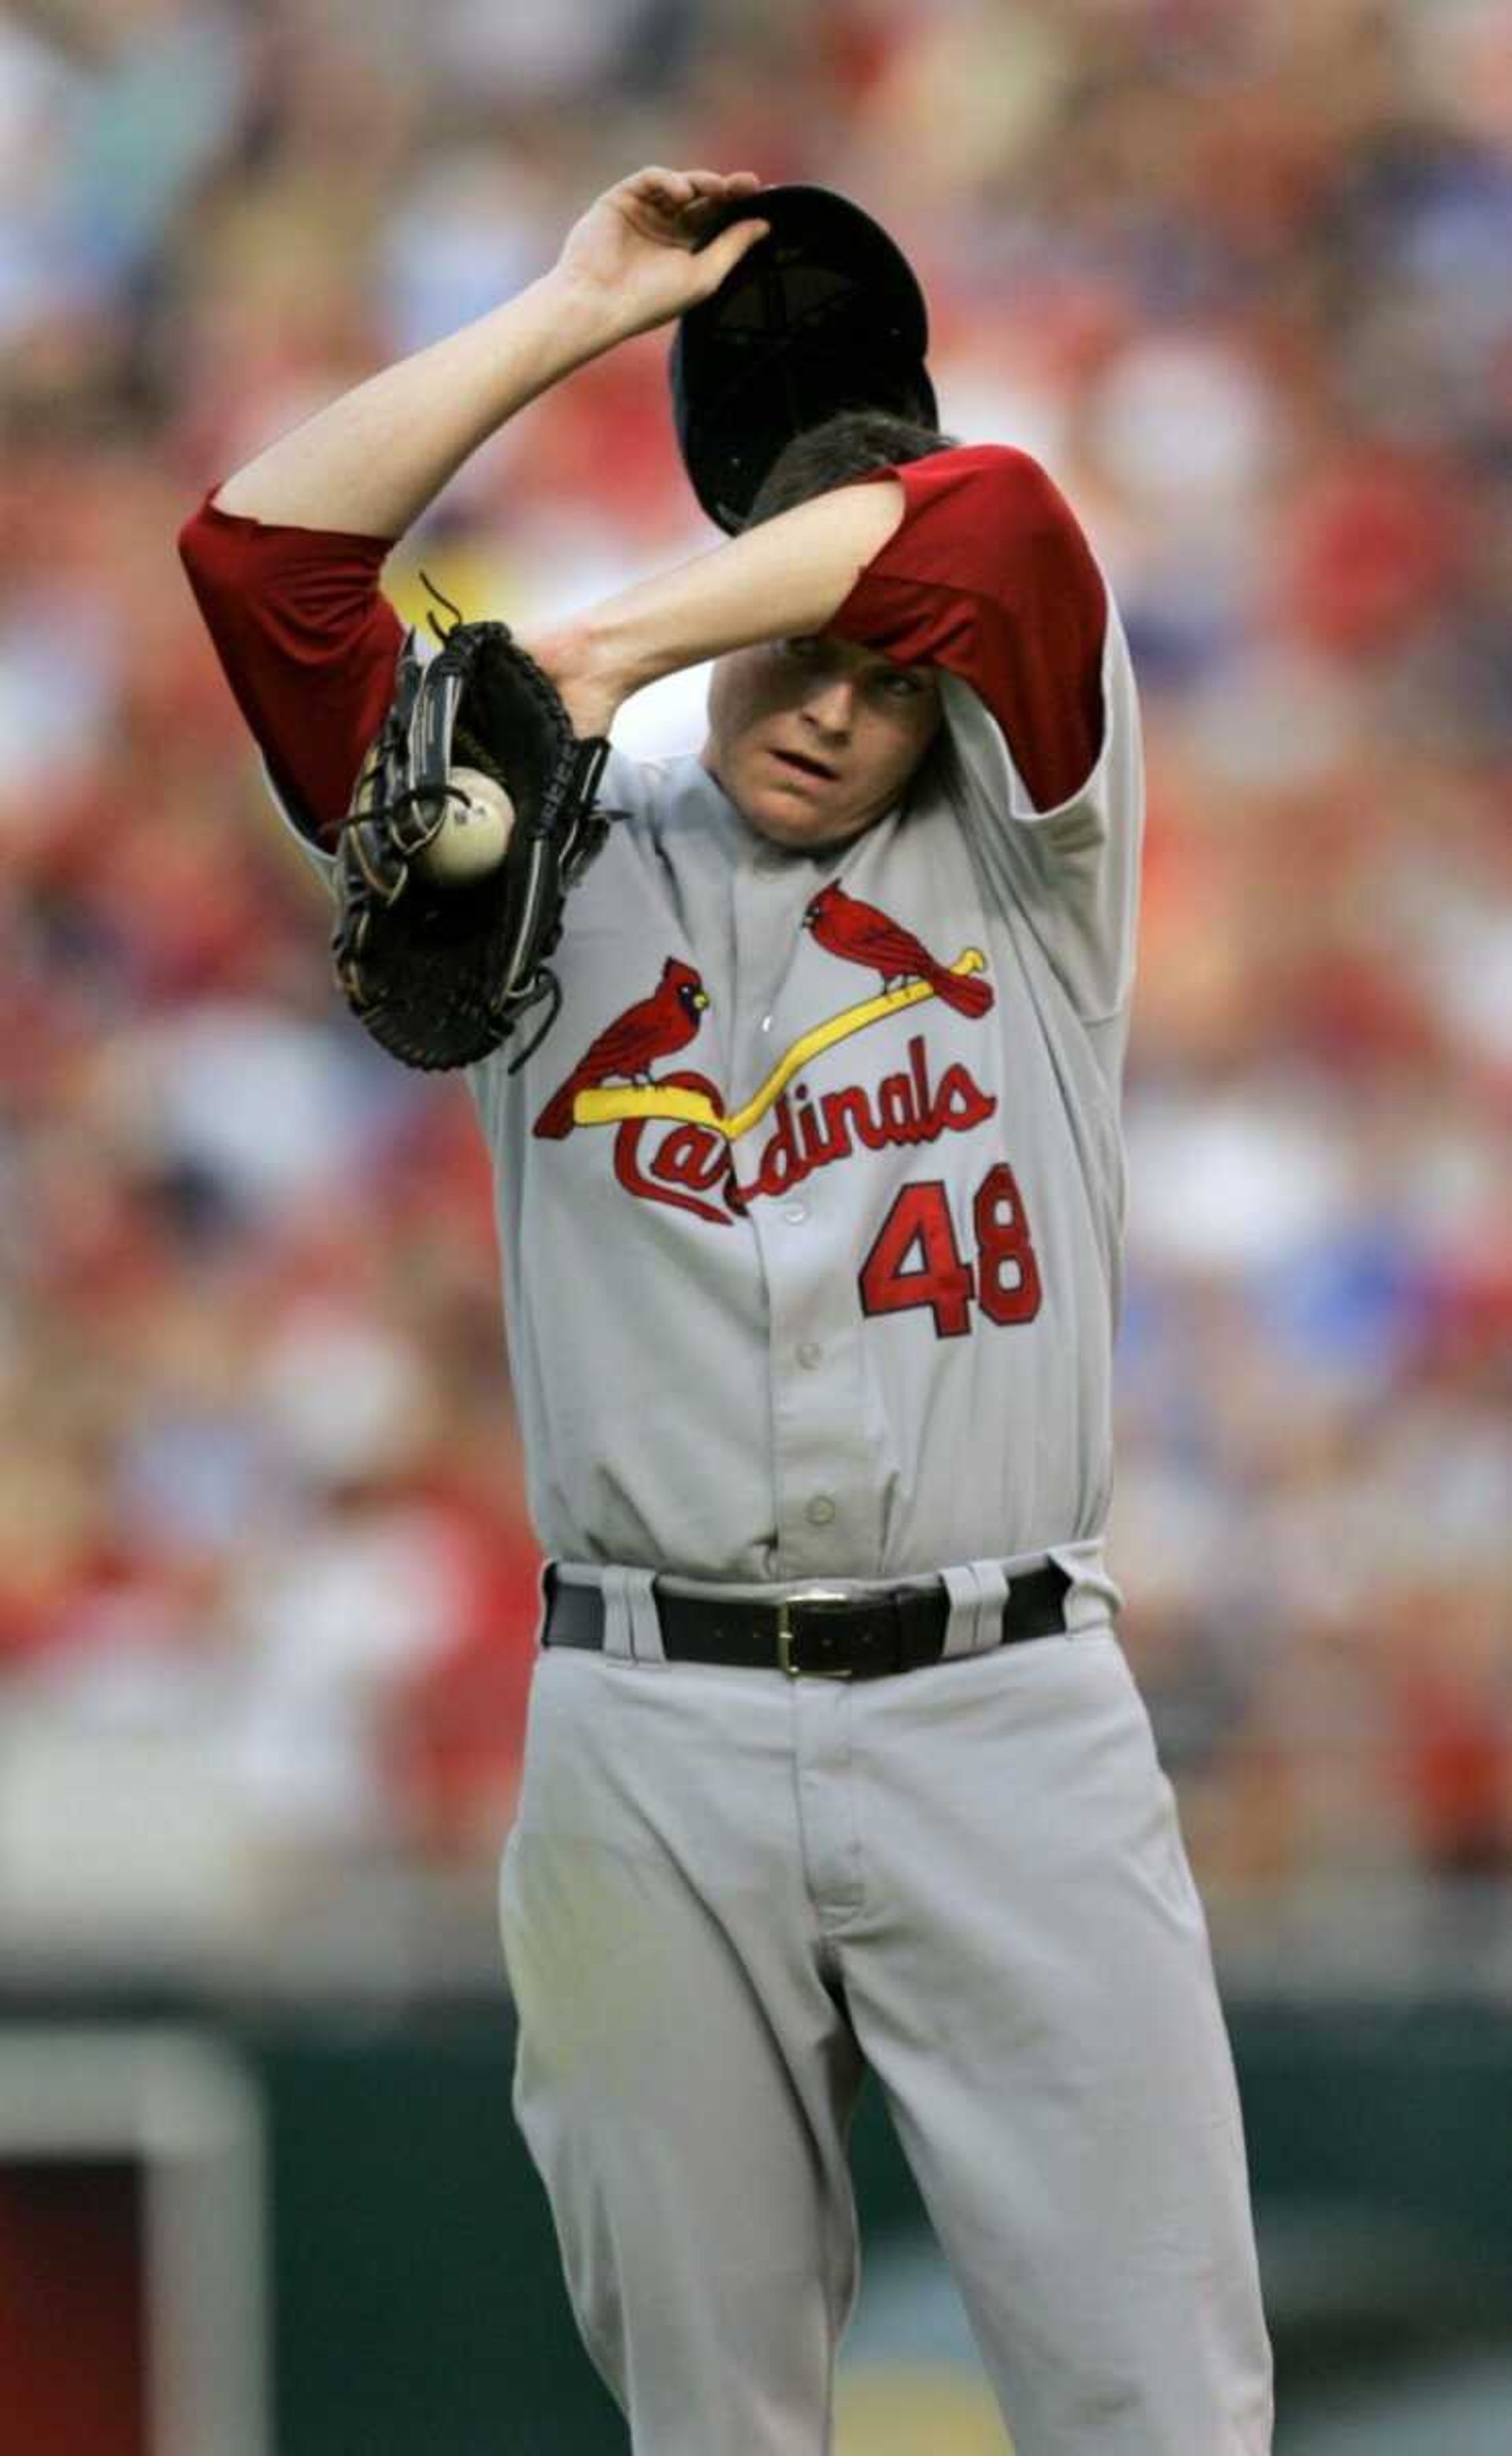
[776,1587,854,1679]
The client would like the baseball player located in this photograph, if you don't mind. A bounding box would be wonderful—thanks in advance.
[180,166,1273,2453]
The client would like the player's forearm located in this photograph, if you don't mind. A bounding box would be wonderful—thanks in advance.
[536,480,906,731]
[212,269,625,538]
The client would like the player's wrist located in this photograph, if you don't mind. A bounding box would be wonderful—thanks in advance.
[540,263,654,357]
[517,619,625,740]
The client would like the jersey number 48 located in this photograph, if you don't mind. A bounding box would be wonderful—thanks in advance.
[858,1164,1042,1340]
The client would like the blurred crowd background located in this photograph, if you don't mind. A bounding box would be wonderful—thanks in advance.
[1,0,1508,1992]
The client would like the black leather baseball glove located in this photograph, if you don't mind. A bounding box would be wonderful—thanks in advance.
[332,604,613,1072]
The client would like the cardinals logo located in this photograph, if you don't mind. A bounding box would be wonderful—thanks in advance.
[534,958,710,1141]
[532,895,997,1220]
[804,883,995,1018]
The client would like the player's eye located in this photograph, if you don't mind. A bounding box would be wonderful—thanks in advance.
[783,636,825,662]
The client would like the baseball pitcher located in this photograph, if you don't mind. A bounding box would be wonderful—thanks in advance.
[180,164,1273,2454]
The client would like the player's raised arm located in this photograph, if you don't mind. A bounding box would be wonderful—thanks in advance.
[178,168,773,840]
[209,169,771,538]
[518,477,911,738]
[521,444,1103,798]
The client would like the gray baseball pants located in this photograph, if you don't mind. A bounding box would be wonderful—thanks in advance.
[497,1597,1273,2454]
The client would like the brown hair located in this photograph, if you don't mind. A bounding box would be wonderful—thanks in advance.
[743,406,958,528]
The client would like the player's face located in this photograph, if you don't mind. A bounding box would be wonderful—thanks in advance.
[701,635,943,851]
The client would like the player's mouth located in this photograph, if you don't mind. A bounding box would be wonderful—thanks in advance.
[768,747,838,785]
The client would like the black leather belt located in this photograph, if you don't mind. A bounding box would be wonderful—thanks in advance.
[542,1561,1071,1680]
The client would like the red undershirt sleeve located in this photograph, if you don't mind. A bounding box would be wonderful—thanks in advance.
[176,489,405,847]
[827,443,1107,814]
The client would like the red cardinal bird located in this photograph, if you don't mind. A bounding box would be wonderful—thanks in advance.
[803,882,995,1018]
[533,958,710,1139]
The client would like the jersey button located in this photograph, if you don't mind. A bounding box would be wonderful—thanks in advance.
[805,1495,836,1527]
[797,1341,822,1369]
[782,1201,809,1226]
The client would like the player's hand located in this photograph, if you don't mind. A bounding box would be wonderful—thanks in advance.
[513,620,621,742]
[554,167,770,342]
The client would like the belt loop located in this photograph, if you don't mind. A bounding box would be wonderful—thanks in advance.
[624,1567,664,1664]
[941,1560,1008,1658]
[1047,1541,1123,1638]
[594,1567,662,1663]
[598,1567,637,1661]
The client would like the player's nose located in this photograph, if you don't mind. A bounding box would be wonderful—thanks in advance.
[802,675,855,738]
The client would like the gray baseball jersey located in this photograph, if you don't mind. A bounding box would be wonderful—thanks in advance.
[269,591,1141,1601]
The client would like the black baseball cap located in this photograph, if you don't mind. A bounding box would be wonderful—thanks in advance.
[669,184,939,533]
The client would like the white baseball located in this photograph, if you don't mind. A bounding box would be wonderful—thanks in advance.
[416,766,516,885]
